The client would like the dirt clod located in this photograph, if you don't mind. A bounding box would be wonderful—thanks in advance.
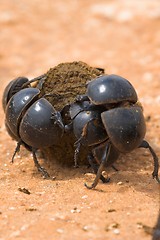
[41,61,104,166]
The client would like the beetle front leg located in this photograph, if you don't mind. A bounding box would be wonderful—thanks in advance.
[85,144,111,189]
[73,122,89,167]
[139,140,160,183]
[21,74,46,89]
[87,153,110,183]
[51,111,64,131]
[11,141,22,163]
[32,148,50,179]
[74,140,81,168]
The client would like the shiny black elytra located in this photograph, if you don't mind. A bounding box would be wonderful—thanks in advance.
[3,77,64,178]
[65,74,160,189]
[2,77,30,111]
[2,74,46,111]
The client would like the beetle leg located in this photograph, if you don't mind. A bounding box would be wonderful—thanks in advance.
[74,135,86,167]
[35,76,46,90]
[73,122,89,167]
[88,154,110,183]
[75,94,89,102]
[85,143,111,189]
[51,111,64,131]
[64,122,73,133]
[11,141,22,163]
[74,140,81,168]
[139,140,160,183]
[112,165,119,172]
[32,149,50,179]
[21,74,46,88]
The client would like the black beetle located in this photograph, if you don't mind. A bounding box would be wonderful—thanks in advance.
[63,100,120,183]
[2,77,30,111]
[2,74,46,111]
[4,85,64,178]
[65,74,160,189]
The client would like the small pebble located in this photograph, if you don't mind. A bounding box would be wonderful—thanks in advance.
[82,195,88,199]
[71,207,81,213]
[18,187,31,195]
[57,228,64,233]
[117,181,123,185]
[83,225,89,231]
[84,173,95,181]
[113,228,120,235]
[9,231,21,238]
[9,207,16,210]
[20,224,29,231]
[49,217,56,221]
[108,209,116,213]
[137,223,143,229]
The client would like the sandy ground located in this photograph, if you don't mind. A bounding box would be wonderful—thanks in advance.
[0,1,160,239]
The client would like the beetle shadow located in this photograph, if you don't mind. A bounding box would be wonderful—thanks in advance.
[101,149,160,197]
[33,150,159,197]
[27,146,160,198]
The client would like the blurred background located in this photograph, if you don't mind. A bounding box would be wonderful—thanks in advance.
[0,1,160,239]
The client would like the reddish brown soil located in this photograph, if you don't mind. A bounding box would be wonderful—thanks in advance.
[0,1,160,239]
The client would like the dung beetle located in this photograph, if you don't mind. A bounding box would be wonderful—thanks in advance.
[2,74,46,111]
[63,100,119,183]
[66,74,160,189]
[2,77,30,111]
[86,74,138,105]
[4,85,64,178]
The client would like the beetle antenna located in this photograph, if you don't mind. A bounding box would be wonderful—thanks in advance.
[139,140,160,183]
[11,141,22,163]
[32,148,50,179]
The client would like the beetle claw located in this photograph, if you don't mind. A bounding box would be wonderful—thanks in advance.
[84,175,110,190]
[38,166,50,179]
[153,174,160,184]
[100,175,110,183]
[11,141,22,163]
[32,149,50,179]
[51,111,64,130]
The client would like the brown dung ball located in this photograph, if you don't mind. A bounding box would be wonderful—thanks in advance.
[40,61,105,166]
